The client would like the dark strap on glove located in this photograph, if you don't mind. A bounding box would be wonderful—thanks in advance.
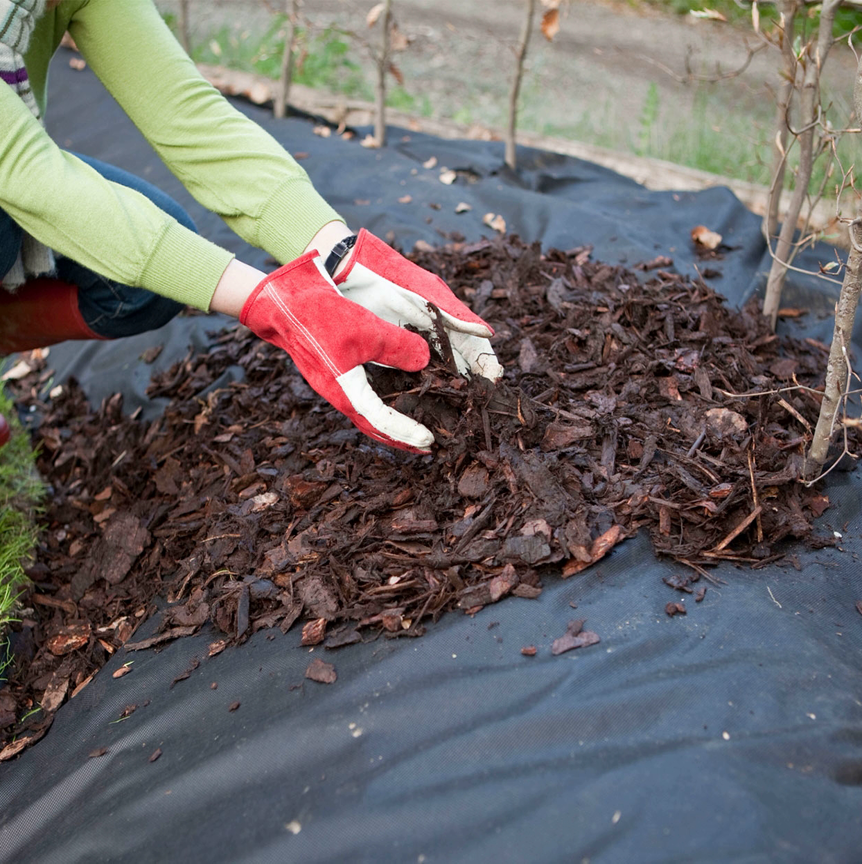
[323,234,358,277]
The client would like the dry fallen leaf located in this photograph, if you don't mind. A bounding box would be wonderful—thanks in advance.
[690,8,728,21]
[551,620,601,655]
[390,25,410,52]
[483,213,506,233]
[313,125,332,138]
[305,657,337,684]
[455,202,472,214]
[422,156,437,169]
[398,194,413,204]
[112,665,133,679]
[439,168,457,185]
[366,2,384,27]
[541,8,560,40]
[691,224,722,250]
[1,360,32,381]
[361,134,380,149]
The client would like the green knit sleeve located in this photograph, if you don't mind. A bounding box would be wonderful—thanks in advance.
[68,0,344,269]
[0,80,233,310]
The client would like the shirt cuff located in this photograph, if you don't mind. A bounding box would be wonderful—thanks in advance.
[140,221,236,311]
[256,177,345,263]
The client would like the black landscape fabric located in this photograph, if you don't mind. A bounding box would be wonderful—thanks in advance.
[1,53,861,864]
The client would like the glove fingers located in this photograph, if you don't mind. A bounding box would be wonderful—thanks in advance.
[450,332,504,381]
[437,306,494,338]
[365,316,430,372]
[340,277,436,332]
[336,245,493,338]
[337,366,434,452]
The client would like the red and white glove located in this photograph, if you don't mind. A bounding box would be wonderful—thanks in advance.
[333,229,503,382]
[241,251,436,452]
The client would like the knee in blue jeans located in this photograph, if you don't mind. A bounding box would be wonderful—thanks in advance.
[0,209,24,281]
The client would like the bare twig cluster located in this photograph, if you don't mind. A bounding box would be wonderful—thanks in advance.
[806,52,862,476]
[760,0,852,329]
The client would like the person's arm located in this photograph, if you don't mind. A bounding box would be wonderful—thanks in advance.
[0,81,233,309]
[67,0,344,269]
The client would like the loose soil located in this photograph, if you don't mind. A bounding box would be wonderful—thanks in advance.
[0,234,846,758]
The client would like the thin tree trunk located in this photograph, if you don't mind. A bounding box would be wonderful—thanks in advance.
[762,0,841,330]
[274,0,300,120]
[178,0,191,55]
[505,0,536,170]
[807,54,862,475]
[764,0,799,242]
[374,0,393,147]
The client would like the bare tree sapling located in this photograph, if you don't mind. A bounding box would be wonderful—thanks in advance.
[807,54,862,477]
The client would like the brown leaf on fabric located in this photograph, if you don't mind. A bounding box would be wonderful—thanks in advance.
[551,619,601,655]
[691,225,722,250]
[665,601,687,617]
[521,645,537,656]
[305,657,337,684]
[88,747,109,759]
[149,748,162,763]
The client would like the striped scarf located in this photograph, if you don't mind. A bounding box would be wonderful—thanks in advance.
[0,0,55,291]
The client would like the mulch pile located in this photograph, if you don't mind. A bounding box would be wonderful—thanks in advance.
[0,234,847,757]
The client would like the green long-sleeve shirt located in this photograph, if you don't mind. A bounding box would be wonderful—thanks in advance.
[1,0,343,310]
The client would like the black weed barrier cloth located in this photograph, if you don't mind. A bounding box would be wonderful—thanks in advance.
[1,53,861,864]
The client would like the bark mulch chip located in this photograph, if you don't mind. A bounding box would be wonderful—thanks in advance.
[2,234,852,755]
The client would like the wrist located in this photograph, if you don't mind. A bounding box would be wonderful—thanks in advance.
[210,259,268,318]
[305,220,355,278]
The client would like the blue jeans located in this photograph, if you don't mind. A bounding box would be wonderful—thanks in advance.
[0,154,189,339]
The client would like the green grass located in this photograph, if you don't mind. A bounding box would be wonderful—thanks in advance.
[192,22,373,101]
[0,386,42,641]
[645,0,862,41]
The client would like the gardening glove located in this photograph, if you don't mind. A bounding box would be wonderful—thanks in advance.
[240,250,435,453]
[331,229,503,381]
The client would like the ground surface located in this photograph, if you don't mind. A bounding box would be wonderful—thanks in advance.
[157,0,859,183]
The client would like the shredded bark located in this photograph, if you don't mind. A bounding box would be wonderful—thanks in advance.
[1,234,850,754]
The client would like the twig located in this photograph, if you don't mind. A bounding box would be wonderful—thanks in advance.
[747,448,764,543]
[505,0,536,170]
[767,585,783,608]
[710,506,763,553]
[373,0,393,147]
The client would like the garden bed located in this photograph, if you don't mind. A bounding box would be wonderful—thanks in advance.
[0,234,843,758]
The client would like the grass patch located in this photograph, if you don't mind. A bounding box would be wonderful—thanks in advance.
[192,22,372,101]
[0,385,42,640]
